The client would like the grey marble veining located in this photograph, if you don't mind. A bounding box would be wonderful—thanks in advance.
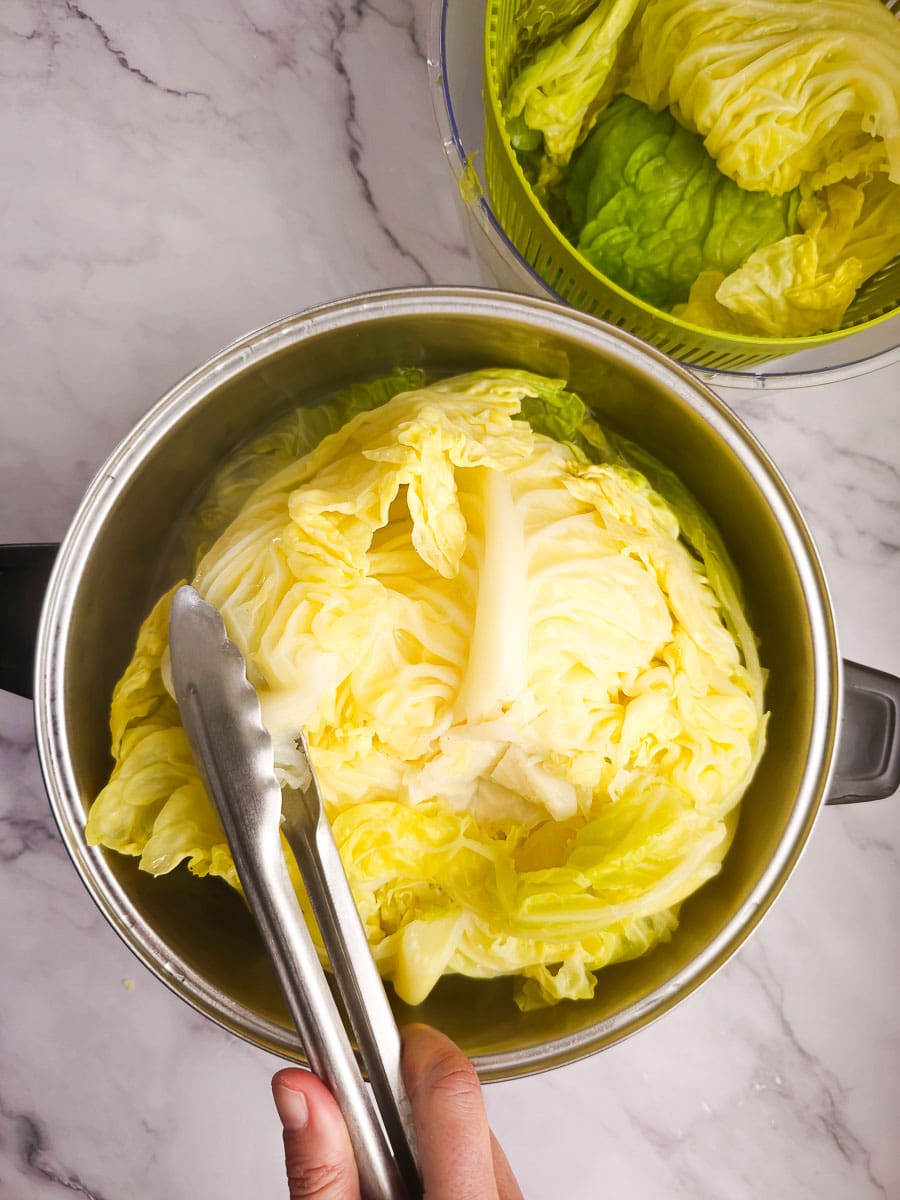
[1,1,899,1197]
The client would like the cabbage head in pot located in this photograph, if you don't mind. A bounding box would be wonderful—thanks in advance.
[87,369,767,1009]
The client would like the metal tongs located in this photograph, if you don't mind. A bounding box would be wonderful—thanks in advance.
[169,585,422,1200]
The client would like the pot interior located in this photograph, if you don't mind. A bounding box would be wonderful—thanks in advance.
[45,294,834,1078]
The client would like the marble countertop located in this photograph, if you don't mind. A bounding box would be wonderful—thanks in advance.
[2,2,898,1196]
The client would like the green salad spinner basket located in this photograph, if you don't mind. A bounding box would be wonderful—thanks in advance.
[482,0,900,371]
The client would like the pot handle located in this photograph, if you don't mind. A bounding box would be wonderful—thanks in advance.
[827,660,900,804]
[0,544,59,700]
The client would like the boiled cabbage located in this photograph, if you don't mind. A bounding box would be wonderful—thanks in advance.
[87,370,766,1008]
[184,368,424,566]
[505,0,642,184]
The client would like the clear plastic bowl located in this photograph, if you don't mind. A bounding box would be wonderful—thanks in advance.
[427,0,900,389]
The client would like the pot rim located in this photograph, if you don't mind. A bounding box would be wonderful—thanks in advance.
[34,286,840,1080]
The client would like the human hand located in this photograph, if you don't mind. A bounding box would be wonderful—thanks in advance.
[272,1023,524,1199]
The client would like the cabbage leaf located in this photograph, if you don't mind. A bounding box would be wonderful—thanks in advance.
[566,96,800,307]
[624,0,900,194]
[186,368,424,566]
[505,0,642,184]
[676,173,900,335]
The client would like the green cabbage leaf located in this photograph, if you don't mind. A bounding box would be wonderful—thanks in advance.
[566,96,800,308]
[87,371,766,1008]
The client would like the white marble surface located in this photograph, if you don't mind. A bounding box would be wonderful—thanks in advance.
[1,1,899,1197]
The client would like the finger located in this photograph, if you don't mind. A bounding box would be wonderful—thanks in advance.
[272,1068,360,1200]
[401,1024,499,1200]
[490,1132,524,1200]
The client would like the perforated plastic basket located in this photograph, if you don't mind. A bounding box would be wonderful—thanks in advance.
[482,0,900,371]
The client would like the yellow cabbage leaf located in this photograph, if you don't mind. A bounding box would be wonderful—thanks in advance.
[625,0,900,195]
[676,171,900,335]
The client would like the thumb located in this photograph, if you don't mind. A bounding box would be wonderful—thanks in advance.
[272,1069,360,1200]
[402,1024,500,1200]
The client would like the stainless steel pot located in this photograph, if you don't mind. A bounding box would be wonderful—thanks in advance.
[2,288,898,1081]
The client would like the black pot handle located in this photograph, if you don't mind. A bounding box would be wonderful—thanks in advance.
[0,544,59,700]
[827,660,900,804]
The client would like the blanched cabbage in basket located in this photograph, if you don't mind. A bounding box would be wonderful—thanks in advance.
[503,0,900,337]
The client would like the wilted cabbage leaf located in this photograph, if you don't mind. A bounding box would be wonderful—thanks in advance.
[505,0,642,184]
[676,173,900,334]
[88,370,766,1008]
[624,0,900,194]
[185,368,424,566]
